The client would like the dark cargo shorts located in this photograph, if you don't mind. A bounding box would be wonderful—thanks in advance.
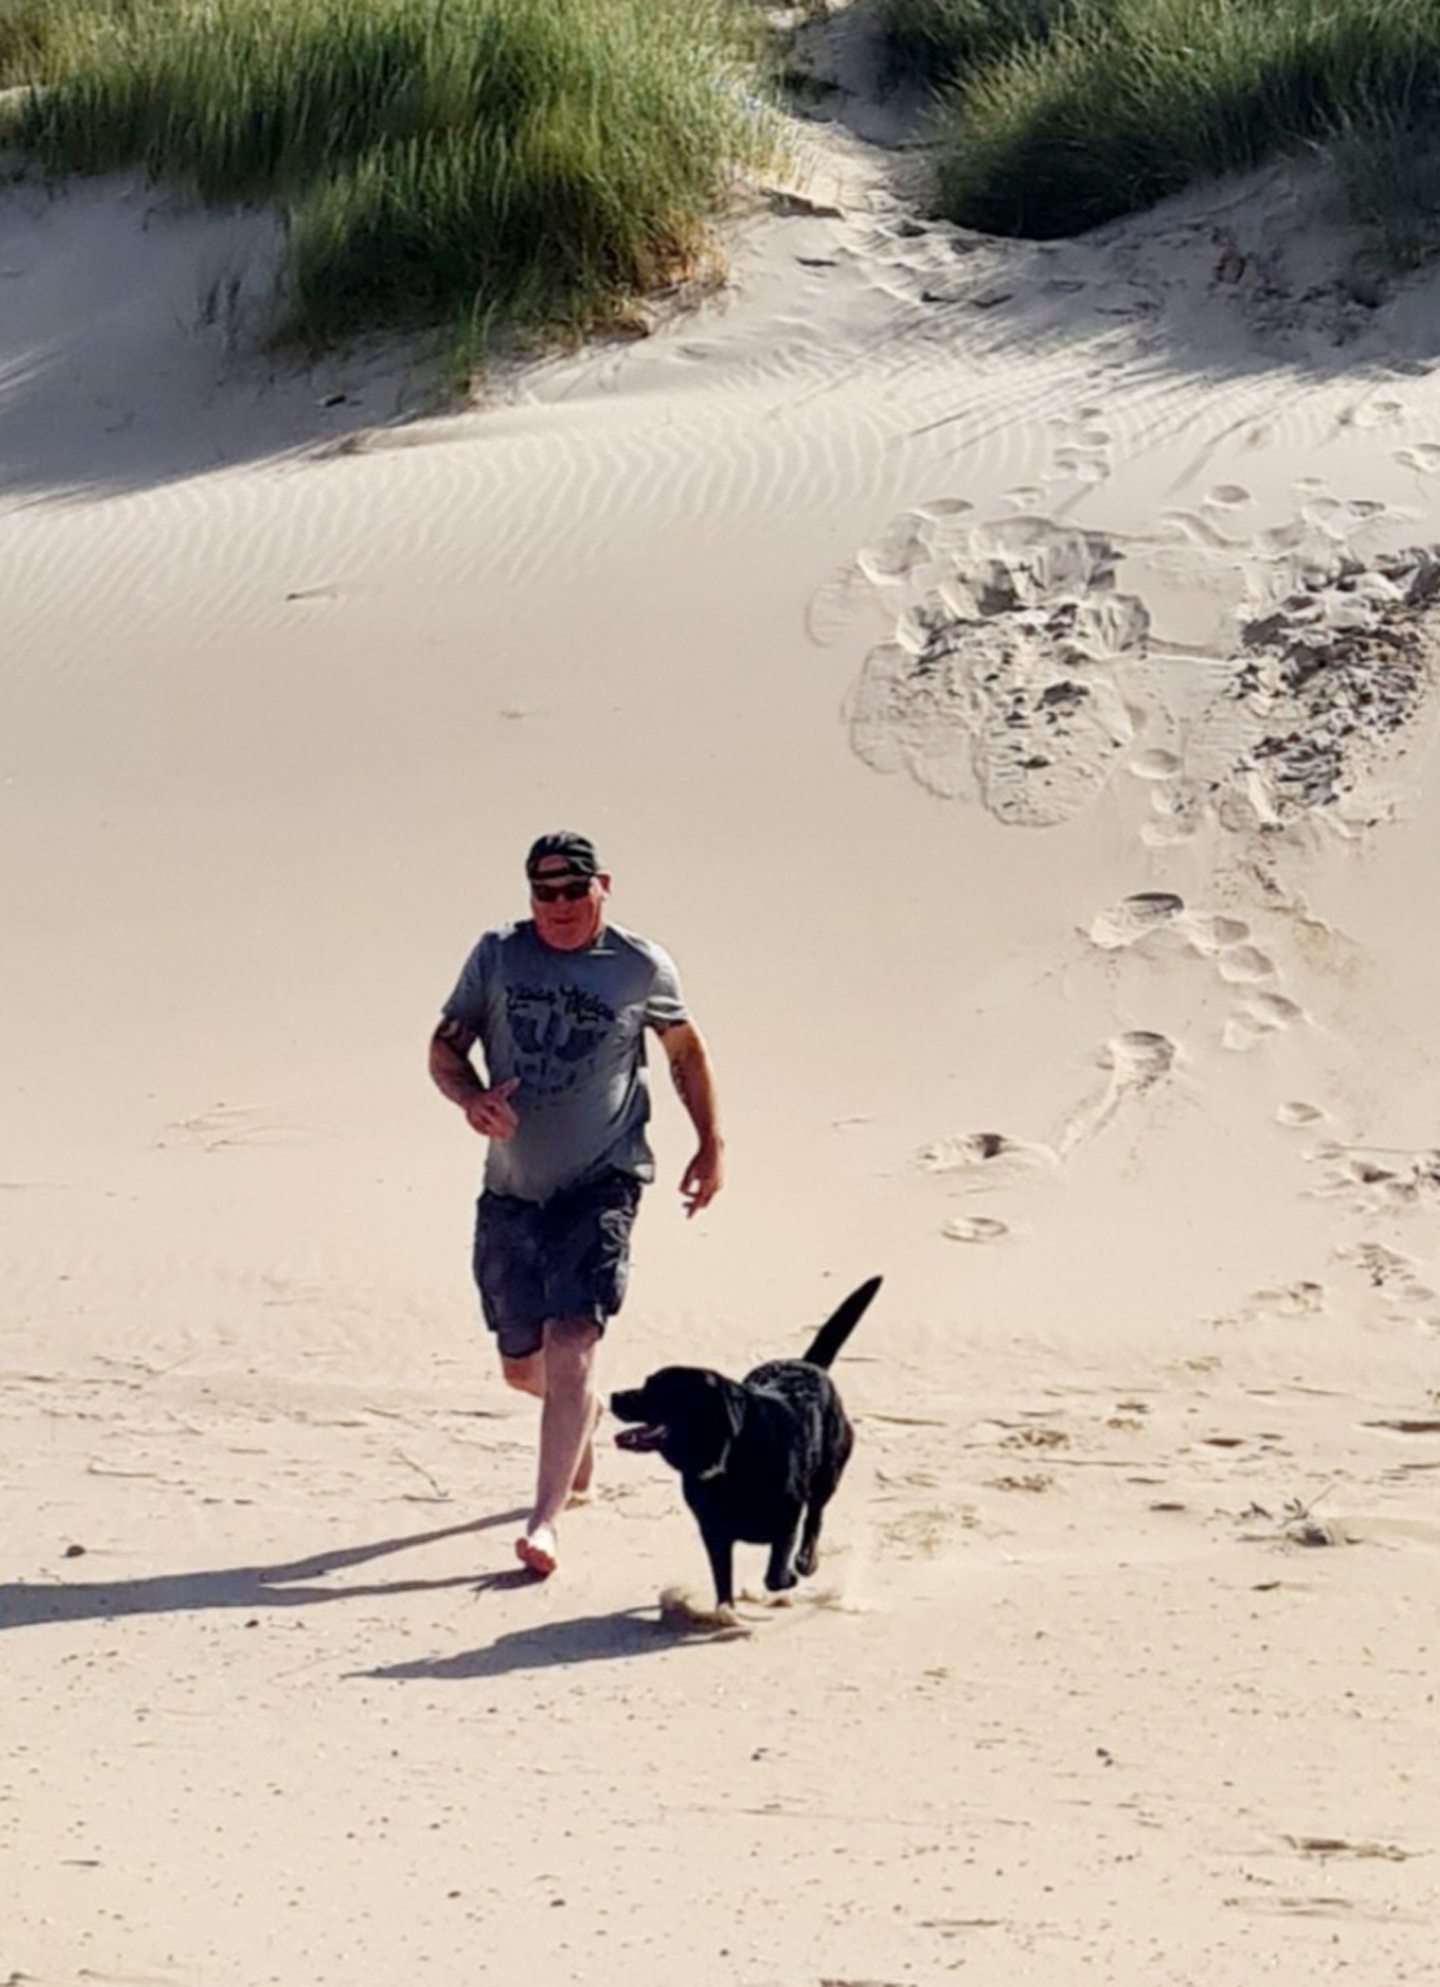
[472,1168,643,1360]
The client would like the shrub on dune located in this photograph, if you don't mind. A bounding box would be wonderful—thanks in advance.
[8,0,778,344]
[878,0,1086,87]
[932,0,1440,240]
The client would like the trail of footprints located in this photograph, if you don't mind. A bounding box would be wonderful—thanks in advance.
[1085,888,1307,1053]
[923,887,1308,1244]
[842,493,1439,1381]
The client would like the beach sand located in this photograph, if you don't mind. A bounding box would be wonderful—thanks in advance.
[4,76,1439,1987]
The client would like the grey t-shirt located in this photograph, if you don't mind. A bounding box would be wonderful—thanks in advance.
[442,919,689,1203]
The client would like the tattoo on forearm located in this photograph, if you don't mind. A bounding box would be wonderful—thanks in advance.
[431,1017,484,1106]
[670,1047,718,1145]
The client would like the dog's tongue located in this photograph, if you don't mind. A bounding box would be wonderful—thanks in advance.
[614,1424,666,1453]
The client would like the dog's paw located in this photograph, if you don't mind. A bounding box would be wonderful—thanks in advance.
[738,1586,796,1609]
[657,1586,752,1637]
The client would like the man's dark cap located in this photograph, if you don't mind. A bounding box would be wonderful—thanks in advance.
[525,831,600,881]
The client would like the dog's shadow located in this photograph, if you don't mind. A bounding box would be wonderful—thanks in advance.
[360,1594,751,1681]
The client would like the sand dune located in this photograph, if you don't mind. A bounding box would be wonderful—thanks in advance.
[4,99,1439,1987]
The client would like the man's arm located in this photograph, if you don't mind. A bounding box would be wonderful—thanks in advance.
[428,1016,519,1141]
[657,1019,723,1216]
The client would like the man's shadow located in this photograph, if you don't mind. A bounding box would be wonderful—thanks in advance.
[0,1508,529,1631]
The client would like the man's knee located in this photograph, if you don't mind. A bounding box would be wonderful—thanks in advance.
[502,1351,545,1397]
[543,1316,600,1374]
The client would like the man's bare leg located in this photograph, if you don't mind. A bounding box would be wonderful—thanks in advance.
[501,1350,546,1402]
[568,1396,602,1501]
[507,1317,599,1576]
[501,1341,599,1505]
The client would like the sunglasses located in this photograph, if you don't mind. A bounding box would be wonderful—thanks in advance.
[531,877,593,904]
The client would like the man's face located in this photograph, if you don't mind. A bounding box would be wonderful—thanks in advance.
[529,857,608,951]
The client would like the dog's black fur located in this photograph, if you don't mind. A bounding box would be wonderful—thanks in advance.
[609,1276,881,1610]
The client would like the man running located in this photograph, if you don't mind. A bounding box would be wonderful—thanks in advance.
[429,831,723,1577]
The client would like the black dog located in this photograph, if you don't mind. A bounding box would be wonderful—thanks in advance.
[610,1276,881,1610]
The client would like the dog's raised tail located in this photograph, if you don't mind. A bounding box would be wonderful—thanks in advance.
[802,1275,882,1370]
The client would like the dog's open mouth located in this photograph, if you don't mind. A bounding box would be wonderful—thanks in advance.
[614,1423,667,1452]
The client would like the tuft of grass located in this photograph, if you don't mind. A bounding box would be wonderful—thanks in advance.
[8,0,779,348]
[1331,107,1440,271]
[0,0,154,89]
[878,0,1084,88]
[932,0,1440,240]
[1,0,62,84]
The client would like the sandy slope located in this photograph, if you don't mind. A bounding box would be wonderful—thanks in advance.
[3,106,1439,1987]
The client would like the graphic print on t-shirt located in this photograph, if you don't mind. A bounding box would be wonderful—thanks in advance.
[506,980,618,1098]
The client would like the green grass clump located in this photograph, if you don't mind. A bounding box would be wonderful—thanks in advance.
[1331,107,1440,269]
[878,0,1083,88]
[0,0,152,88]
[933,0,1440,240]
[1,0,64,83]
[8,0,778,347]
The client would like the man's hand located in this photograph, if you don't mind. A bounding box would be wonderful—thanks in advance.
[464,1077,520,1142]
[679,1138,724,1218]
[658,1020,723,1217]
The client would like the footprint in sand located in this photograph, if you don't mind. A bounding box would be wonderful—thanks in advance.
[912,495,976,547]
[1104,1030,1176,1083]
[1278,1100,1327,1127]
[855,513,931,585]
[1307,1142,1440,1211]
[1086,893,1289,1036]
[846,515,1147,824]
[1047,406,1114,488]
[1204,483,1253,511]
[1247,1278,1326,1318]
[1347,396,1405,431]
[1129,748,1183,781]
[1247,991,1304,1026]
[942,1215,1011,1244]
[920,1131,1057,1183]
[1338,1240,1436,1304]
[1120,743,1207,842]
[1185,913,1252,951]
[1216,942,1277,984]
[1393,442,1440,475]
[1057,1031,1177,1151]
[1222,991,1306,1052]
[810,502,977,646]
[1208,1277,1328,1331]
[1086,891,1186,949]
[921,1133,1052,1242]
[1140,778,1208,848]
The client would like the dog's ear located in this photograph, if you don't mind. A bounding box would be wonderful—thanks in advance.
[667,1371,743,1478]
[707,1372,744,1437]
[693,1373,744,1477]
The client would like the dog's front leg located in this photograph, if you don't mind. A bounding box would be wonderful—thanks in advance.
[764,1504,804,1592]
[698,1522,735,1610]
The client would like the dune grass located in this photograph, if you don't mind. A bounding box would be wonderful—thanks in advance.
[878,0,1082,87]
[929,0,1440,240]
[1331,107,1440,270]
[0,0,155,89]
[3,0,779,348]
